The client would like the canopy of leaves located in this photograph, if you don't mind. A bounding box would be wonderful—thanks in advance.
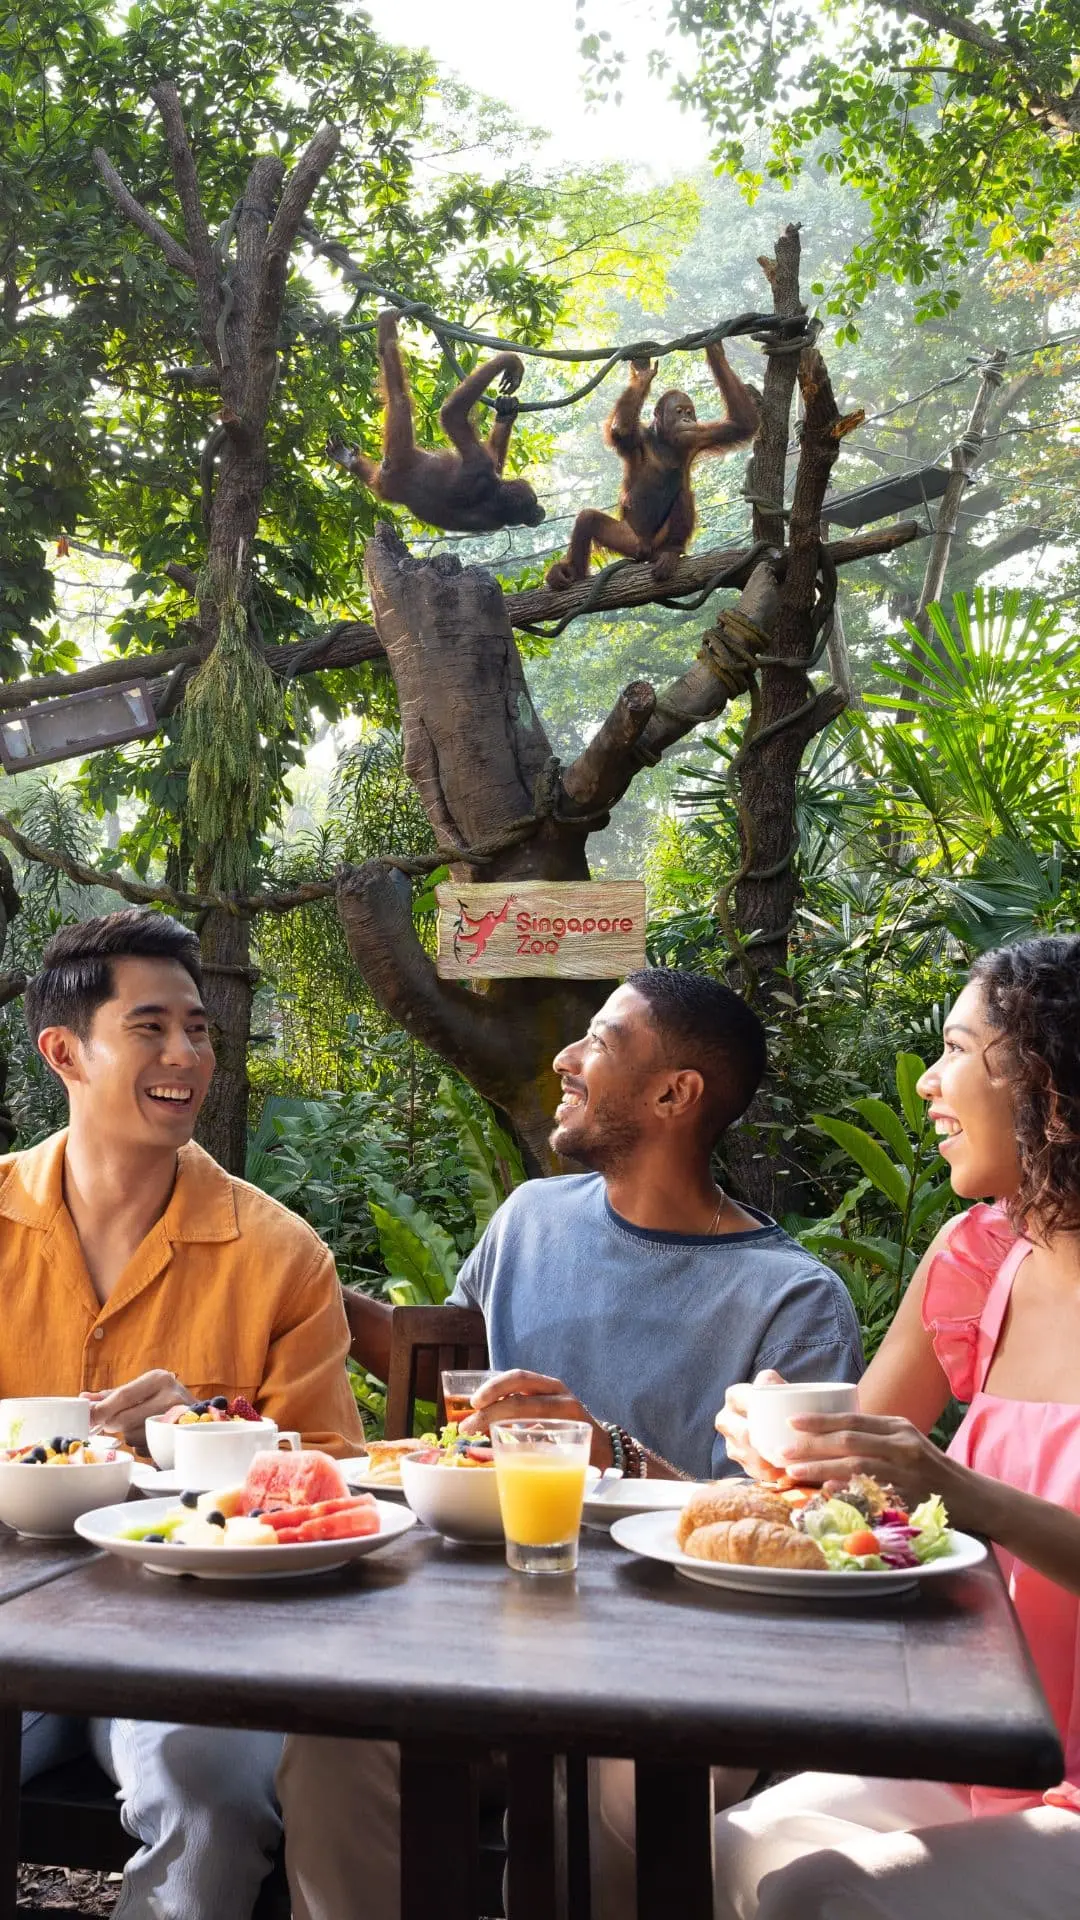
[579,0,1080,321]
[0,0,695,883]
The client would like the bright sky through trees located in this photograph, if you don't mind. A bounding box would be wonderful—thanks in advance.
[363,0,709,171]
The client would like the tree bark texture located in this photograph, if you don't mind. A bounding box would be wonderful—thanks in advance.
[195,909,254,1171]
[732,228,854,992]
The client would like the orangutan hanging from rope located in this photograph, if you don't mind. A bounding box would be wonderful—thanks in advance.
[327,310,545,535]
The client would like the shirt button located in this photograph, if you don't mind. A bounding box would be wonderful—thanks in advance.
[93,1327,105,1341]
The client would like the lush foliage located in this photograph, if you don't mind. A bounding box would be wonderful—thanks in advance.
[580,0,1080,322]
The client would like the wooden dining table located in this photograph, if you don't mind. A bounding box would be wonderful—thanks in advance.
[0,1520,1064,1920]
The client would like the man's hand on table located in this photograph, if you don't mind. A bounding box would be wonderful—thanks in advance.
[83,1371,194,1452]
[458,1370,613,1469]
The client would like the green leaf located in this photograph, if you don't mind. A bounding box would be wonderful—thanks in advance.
[895,1053,928,1133]
[367,1177,460,1305]
[812,1116,909,1212]
[851,1098,914,1171]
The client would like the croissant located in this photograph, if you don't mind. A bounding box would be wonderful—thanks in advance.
[683,1517,827,1569]
[675,1481,791,1549]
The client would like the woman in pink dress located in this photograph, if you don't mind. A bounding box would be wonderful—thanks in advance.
[713,933,1080,1918]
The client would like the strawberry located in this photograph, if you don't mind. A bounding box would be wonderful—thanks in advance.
[228,1396,260,1422]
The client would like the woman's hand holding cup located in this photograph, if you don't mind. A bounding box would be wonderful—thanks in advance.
[716,1373,860,1482]
[715,1369,791,1482]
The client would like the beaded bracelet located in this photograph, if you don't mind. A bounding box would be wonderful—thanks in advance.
[601,1421,647,1479]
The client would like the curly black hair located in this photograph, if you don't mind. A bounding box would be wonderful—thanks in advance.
[970,935,1080,1236]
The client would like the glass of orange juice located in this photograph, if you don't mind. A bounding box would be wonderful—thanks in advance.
[490,1419,592,1574]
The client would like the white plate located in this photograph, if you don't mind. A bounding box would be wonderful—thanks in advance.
[582,1479,714,1528]
[75,1495,417,1581]
[609,1509,987,1599]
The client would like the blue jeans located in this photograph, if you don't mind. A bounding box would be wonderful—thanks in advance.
[21,1711,283,1919]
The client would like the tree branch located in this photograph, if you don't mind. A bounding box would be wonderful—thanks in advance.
[899,0,1075,127]
[92,148,196,279]
[335,860,507,1083]
[244,127,340,424]
[561,682,656,808]
[0,522,924,715]
[149,83,221,353]
[745,224,808,550]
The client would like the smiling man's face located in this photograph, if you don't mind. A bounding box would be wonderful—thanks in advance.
[550,984,670,1172]
[40,955,215,1152]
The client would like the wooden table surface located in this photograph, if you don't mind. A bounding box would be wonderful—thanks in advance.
[0,1525,98,1605]
[0,1526,1061,1789]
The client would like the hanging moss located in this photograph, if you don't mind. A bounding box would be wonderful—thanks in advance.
[182,560,283,892]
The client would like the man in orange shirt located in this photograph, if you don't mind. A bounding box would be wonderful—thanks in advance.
[5,907,365,1919]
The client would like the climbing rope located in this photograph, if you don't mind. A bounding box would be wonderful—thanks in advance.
[299,217,813,414]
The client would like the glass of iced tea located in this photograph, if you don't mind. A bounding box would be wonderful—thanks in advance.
[490,1418,592,1574]
[441,1370,495,1428]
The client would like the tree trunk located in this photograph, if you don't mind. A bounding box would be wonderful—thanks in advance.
[195,909,254,1172]
[725,227,858,1212]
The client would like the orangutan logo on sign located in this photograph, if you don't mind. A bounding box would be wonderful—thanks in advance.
[452,896,514,966]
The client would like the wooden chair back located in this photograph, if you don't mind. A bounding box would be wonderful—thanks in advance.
[383,1304,488,1439]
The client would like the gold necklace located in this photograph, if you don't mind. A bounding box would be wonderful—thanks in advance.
[709,1193,729,1235]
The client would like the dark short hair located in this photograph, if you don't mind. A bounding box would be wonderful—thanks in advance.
[24,908,203,1045]
[626,967,767,1141]
[970,935,1080,1235]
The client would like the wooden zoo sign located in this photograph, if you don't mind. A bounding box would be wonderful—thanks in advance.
[435,883,647,980]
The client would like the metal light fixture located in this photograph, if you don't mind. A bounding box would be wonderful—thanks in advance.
[0,680,158,773]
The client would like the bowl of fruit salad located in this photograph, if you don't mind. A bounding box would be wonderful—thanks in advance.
[0,1437,133,1537]
[400,1429,505,1543]
[145,1396,262,1469]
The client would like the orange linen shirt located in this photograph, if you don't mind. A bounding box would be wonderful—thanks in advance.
[0,1130,365,1457]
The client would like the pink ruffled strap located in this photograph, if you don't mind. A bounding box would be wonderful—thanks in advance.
[921,1204,1017,1400]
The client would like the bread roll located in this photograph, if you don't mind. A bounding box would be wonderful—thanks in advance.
[683,1517,827,1569]
[675,1481,790,1549]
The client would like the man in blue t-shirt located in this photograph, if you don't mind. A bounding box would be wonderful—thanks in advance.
[449,966,862,1478]
[279,970,862,1920]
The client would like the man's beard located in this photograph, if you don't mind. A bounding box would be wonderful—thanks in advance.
[549,1099,643,1175]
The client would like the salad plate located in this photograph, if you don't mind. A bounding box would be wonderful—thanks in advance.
[610,1508,986,1599]
[76,1495,417,1581]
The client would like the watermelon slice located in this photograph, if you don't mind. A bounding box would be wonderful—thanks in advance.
[242,1449,348,1512]
[275,1506,381,1544]
[260,1495,375,1533]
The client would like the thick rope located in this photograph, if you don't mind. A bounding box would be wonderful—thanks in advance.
[300,218,812,414]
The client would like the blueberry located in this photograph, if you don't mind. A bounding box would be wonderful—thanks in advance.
[27,1446,47,1463]
[210,1396,229,1410]
[206,1510,226,1527]
[143,1533,166,1544]
[50,1435,66,1453]
[180,1490,200,1509]
[191,1401,209,1415]
[249,1508,265,1519]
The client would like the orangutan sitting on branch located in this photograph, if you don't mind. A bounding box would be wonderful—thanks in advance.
[546,341,759,589]
[327,310,545,535]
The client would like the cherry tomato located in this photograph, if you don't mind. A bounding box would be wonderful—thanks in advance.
[846,1529,880,1557]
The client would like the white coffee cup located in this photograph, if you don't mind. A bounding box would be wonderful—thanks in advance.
[0,1397,91,1450]
[745,1381,858,1470]
[172,1419,301,1490]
